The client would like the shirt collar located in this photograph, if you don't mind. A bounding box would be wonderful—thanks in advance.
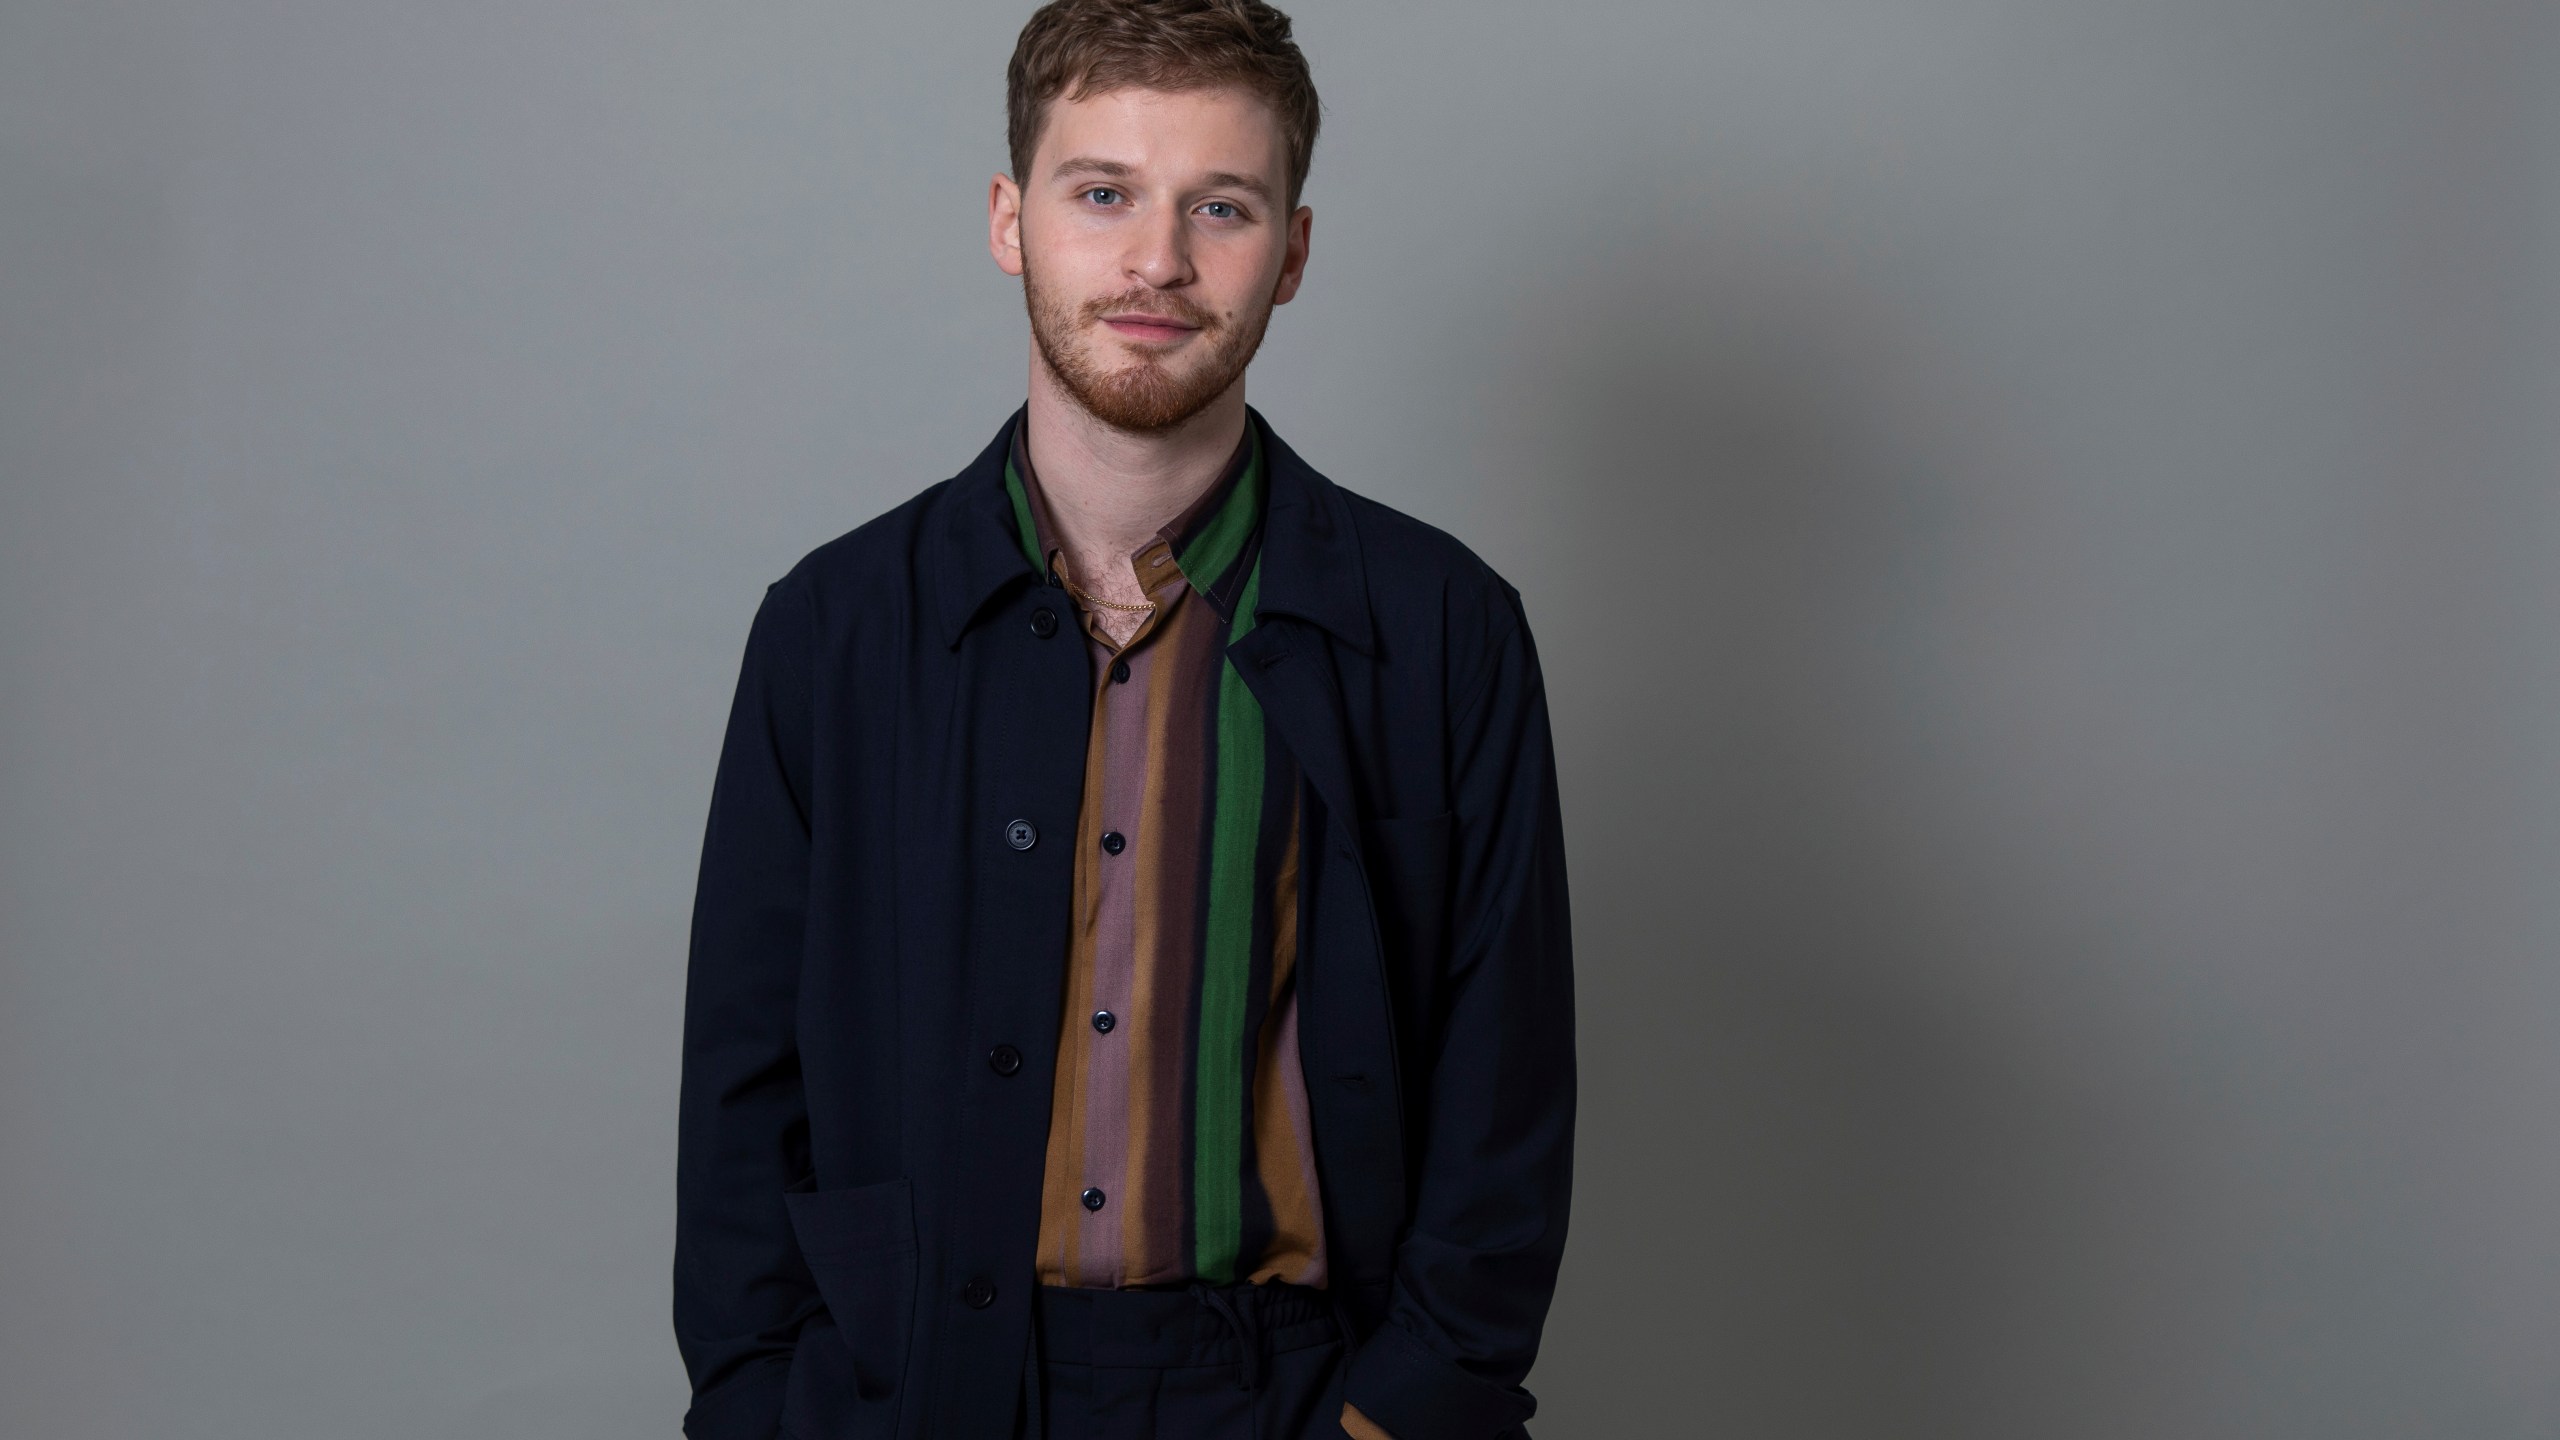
[935,405,1372,653]
[1003,415,1266,619]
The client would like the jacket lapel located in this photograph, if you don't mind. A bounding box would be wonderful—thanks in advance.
[1225,412,1408,1301]
[1247,410,1374,655]
[933,408,1041,648]
[1230,407,1374,829]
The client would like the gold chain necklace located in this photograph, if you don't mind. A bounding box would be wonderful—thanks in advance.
[1054,557,1157,614]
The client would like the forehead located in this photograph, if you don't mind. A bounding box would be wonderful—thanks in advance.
[1033,84,1286,182]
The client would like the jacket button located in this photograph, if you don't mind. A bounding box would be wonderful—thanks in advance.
[1100,830,1125,855]
[1110,658,1131,683]
[1091,1009,1115,1034]
[1005,819,1037,851]
[1030,608,1059,638]
[988,1044,1023,1076]
[962,1276,997,1309]
[1081,1187,1106,1212]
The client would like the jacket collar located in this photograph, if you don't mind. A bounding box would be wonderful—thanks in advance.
[934,405,1374,653]
[932,414,1039,647]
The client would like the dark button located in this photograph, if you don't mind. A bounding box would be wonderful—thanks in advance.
[962,1276,997,1309]
[1081,1187,1106,1212]
[1091,1009,1116,1033]
[1110,658,1131,684]
[988,1044,1022,1076]
[1100,830,1125,855]
[1005,819,1037,851]
[1030,607,1058,638]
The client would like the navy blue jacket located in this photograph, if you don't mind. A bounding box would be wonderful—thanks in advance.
[674,410,1575,1440]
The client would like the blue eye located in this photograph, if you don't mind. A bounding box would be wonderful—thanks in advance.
[1083,187,1121,206]
[1199,201,1238,219]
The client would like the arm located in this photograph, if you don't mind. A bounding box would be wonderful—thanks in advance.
[1343,592,1576,1440]
[673,580,821,1440]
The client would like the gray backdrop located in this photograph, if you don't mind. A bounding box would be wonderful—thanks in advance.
[4,1,2554,1436]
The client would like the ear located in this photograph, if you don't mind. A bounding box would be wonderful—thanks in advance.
[1270,203,1313,305]
[989,173,1026,277]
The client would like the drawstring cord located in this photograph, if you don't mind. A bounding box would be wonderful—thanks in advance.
[1187,1280,1267,1394]
[1188,1280,1268,1440]
[1029,1282,1329,1437]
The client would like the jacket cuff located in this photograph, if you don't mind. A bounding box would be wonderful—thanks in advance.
[1342,1322,1535,1440]
[682,1356,787,1440]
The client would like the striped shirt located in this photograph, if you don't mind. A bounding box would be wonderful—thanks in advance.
[1006,418,1329,1290]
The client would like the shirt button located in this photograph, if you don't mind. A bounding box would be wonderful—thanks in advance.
[988,1044,1023,1076]
[962,1276,997,1309]
[1100,830,1125,855]
[1091,1009,1116,1034]
[1081,1187,1107,1212]
[1030,608,1059,639]
[1005,819,1037,851]
[1110,658,1132,684]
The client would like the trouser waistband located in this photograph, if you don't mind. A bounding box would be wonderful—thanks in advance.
[1020,1280,1352,1440]
[1031,1279,1343,1371]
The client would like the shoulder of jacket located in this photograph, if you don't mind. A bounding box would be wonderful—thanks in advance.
[763,476,954,620]
[1329,480,1528,639]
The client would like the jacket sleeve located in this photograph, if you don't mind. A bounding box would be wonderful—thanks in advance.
[1343,587,1577,1440]
[674,578,821,1440]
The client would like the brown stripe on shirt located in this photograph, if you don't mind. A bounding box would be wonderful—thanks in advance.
[1015,418,1328,1290]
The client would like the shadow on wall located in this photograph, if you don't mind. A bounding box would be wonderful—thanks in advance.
[1491,200,2191,1438]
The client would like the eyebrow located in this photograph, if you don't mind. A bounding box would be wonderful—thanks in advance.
[1050,157,1275,206]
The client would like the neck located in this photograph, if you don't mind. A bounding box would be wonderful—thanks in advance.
[1022,356,1248,583]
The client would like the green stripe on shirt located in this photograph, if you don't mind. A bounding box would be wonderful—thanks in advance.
[1191,557,1264,1283]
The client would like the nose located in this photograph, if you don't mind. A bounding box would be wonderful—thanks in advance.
[1125,200,1193,290]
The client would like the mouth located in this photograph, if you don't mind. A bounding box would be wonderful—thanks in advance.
[1099,312,1204,345]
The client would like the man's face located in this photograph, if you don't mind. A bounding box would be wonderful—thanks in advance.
[990,84,1311,434]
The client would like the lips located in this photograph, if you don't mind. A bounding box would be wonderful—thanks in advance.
[1100,313,1202,342]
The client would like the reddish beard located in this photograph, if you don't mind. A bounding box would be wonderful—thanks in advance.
[1024,268,1273,434]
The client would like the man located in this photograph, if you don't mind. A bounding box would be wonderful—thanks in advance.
[672,3,1573,1437]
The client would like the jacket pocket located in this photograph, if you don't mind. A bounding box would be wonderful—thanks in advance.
[1366,811,1454,973]
[780,1178,917,1439]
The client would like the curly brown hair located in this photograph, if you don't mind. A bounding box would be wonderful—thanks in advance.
[1006,0,1321,208]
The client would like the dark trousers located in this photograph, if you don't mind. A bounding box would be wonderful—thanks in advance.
[1016,1280,1355,1440]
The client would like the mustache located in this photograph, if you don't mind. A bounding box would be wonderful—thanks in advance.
[1079,289,1219,331]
